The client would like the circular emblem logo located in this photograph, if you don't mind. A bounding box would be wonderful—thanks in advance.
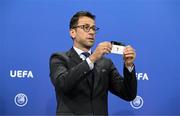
[130,95,143,109]
[14,93,28,107]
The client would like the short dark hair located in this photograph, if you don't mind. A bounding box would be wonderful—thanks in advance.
[69,11,95,29]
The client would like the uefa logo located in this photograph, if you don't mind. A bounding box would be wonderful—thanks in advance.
[14,93,28,107]
[130,95,143,109]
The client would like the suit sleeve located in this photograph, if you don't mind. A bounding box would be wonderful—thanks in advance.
[108,60,137,101]
[49,53,91,93]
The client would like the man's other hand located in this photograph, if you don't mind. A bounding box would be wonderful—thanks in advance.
[123,45,136,67]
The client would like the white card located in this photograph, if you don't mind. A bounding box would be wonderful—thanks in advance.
[111,44,125,55]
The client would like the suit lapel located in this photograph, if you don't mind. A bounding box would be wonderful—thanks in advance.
[67,48,102,92]
[68,48,92,89]
[68,48,82,64]
[93,60,102,92]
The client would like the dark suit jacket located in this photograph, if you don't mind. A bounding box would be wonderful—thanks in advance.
[49,48,137,115]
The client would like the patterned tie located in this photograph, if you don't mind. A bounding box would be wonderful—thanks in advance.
[82,52,90,58]
[82,52,94,93]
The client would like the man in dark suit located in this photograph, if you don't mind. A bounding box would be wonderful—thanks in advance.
[49,11,137,115]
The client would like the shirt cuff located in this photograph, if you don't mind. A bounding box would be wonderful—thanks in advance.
[86,58,94,70]
[126,65,134,72]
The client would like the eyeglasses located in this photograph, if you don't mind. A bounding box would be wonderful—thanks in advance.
[73,24,100,33]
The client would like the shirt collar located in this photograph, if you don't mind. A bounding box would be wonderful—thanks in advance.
[73,46,91,56]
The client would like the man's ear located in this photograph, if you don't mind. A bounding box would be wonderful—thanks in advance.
[70,29,76,39]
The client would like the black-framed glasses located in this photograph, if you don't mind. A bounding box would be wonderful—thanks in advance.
[73,24,100,32]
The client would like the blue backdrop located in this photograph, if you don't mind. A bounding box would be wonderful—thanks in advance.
[1,0,180,115]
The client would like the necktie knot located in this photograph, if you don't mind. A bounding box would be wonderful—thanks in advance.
[82,52,90,58]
